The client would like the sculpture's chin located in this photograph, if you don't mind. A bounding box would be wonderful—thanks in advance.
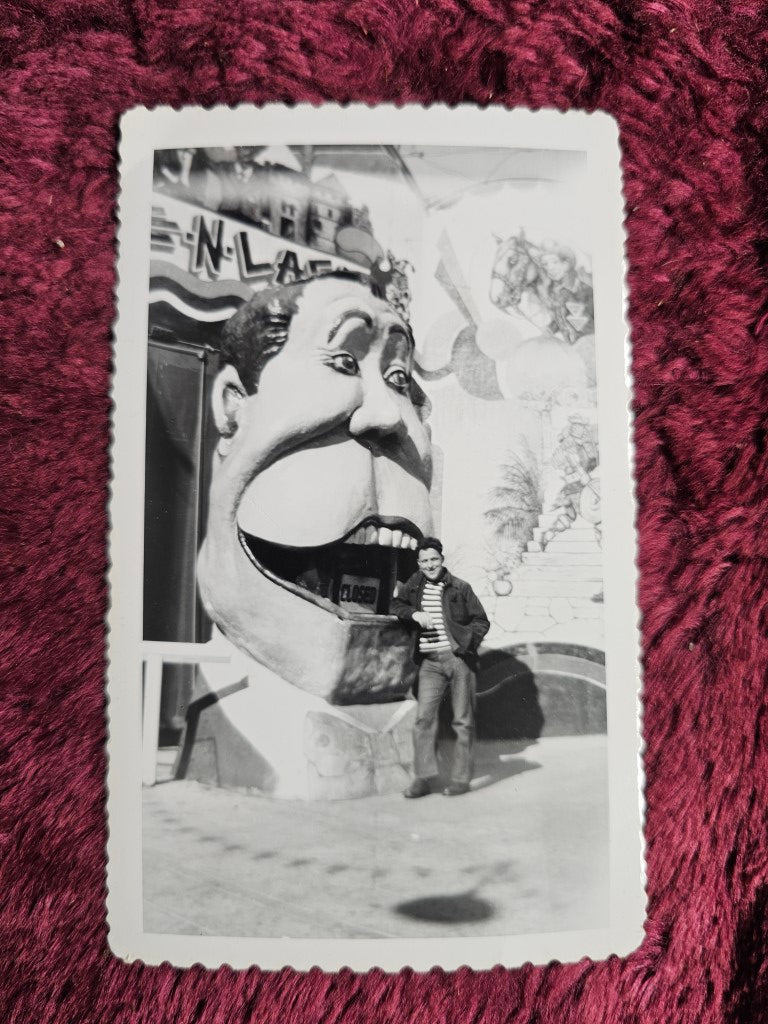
[237,516,423,618]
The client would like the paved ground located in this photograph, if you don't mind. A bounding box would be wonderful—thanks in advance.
[143,735,608,939]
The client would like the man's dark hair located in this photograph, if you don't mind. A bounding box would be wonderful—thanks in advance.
[220,270,386,394]
[416,537,443,557]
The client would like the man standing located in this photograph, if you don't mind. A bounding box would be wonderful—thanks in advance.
[392,538,490,797]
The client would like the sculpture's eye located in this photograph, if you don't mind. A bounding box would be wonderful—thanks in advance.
[385,367,410,393]
[329,352,359,376]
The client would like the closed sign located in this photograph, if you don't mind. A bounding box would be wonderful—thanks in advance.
[339,574,380,613]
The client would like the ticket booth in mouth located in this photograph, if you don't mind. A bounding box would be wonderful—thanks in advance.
[240,527,420,617]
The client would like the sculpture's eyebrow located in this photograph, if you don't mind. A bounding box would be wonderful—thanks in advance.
[326,308,373,346]
[387,324,412,342]
[387,324,415,352]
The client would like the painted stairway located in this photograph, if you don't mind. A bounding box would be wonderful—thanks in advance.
[511,512,604,633]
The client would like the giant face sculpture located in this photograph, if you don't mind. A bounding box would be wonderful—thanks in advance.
[197,274,434,703]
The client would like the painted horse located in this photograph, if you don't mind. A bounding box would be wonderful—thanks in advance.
[489,232,546,313]
[490,232,594,345]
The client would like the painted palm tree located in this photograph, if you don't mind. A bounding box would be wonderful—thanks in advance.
[484,443,544,585]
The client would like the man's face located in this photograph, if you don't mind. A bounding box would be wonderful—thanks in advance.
[417,547,444,583]
[197,277,435,699]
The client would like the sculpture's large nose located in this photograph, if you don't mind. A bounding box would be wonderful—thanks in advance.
[348,374,405,442]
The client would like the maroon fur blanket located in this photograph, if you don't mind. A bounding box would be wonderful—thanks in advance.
[1,2,767,1022]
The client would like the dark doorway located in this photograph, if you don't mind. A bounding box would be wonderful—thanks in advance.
[143,321,221,741]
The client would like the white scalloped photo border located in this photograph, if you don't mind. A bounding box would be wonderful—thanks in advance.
[106,103,645,972]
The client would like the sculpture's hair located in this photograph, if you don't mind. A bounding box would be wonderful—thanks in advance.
[220,270,384,394]
[416,537,443,557]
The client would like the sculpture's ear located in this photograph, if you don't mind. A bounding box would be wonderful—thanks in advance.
[211,363,247,437]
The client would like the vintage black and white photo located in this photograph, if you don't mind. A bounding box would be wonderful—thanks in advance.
[107,105,644,970]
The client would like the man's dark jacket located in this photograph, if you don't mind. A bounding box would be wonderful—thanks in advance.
[391,569,490,665]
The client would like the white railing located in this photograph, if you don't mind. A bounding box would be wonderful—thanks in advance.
[141,640,232,786]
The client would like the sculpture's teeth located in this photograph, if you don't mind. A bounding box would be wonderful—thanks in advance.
[345,525,418,547]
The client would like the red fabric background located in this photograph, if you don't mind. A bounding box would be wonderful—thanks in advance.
[1,2,767,1021]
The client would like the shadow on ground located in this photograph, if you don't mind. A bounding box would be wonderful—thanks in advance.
[394,892,495,924]
[393,857,521,924]
[434,738,542,793]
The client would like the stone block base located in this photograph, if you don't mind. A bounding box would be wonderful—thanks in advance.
[175,653,416,800]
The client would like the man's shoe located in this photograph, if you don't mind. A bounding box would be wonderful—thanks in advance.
[404,778,431,799]
[443,782,470,796]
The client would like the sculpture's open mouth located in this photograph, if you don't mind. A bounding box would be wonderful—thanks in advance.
[238,516,422,617]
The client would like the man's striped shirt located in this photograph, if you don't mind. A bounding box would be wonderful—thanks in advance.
[418,580,452,653]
